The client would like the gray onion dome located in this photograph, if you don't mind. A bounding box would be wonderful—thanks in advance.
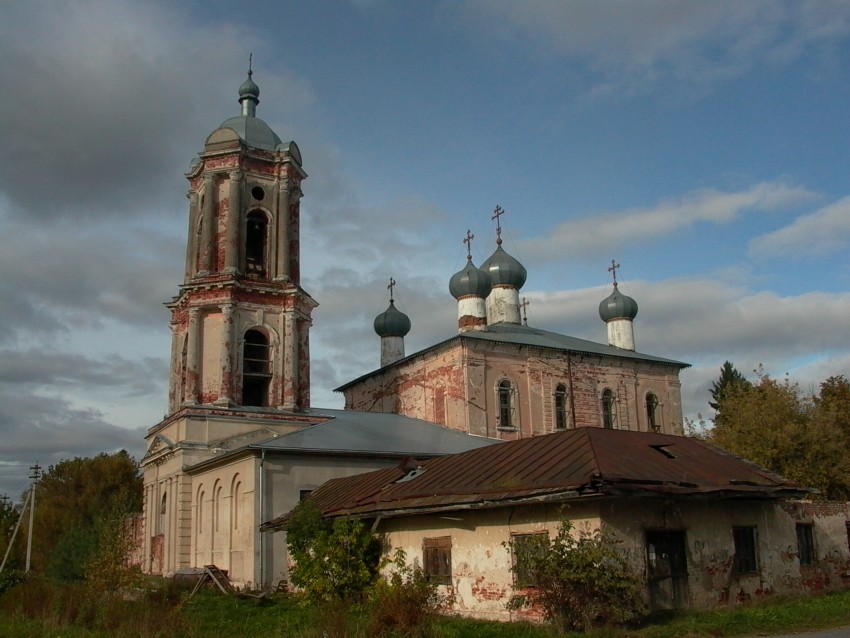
[238,72,260,102]
[213,70,284,151]
[481,246,527,289]
[374,301,411,337]
[598,284,638,321]
[449,259,492,299]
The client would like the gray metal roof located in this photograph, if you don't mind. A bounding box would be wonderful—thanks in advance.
[336,322,688,392]
[250,408,500,456]
[463,323,683,363]
[217,115,283,151]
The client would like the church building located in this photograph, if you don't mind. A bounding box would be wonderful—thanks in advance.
[339,223,688,439]
[140,70,690,588]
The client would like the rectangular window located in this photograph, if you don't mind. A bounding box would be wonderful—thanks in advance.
[423,536,452,585]
[732,526,758,574]
[511,532,549,588]
[796,523,815,566]
[845,521,850,552]
[299,489,313,501]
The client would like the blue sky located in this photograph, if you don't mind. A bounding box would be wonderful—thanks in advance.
[1,0,849,498]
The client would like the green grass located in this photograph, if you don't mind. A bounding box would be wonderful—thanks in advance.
[2,581,850,637]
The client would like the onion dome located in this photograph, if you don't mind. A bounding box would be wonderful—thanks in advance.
[450,258,492,299]
[481,246,527,289]
[374,301,411,338]
[211,67,284,151]
[238,72,260,102]
[599,283,638,321]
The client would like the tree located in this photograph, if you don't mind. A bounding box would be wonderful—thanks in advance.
[507,520,645,632]
[709,361,751,421]
[26,451,142,579]
[710,370,850,501]
[808,376,850,500]
[285,499,382,603]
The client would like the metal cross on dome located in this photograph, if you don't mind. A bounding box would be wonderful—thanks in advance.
[608,259,620,287]
[492,205,505,246]
[463,229,474,259]
[387,277,396,303]
[520,296,530,325]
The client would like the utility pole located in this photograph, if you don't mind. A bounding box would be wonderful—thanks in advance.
[1,489,31,573]
[25,463,40,573]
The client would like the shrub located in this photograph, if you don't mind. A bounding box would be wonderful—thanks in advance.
[366,550,448,637]
[286,499,382,603]
[507,520,646,632]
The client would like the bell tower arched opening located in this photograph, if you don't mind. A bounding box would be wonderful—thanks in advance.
[242,329,271,407]
[245,210,268,278]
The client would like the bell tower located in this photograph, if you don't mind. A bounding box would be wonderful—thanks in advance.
[166,68,316,414]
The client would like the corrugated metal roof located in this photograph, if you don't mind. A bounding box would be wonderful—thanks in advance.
[250,408,501,457]
[262,427,809,530]
[335,323,688,392]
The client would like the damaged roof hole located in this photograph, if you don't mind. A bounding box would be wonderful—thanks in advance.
[650,444,676,459]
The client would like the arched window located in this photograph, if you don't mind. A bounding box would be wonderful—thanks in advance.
[601,389,616,429]
[554,383,568,430]
[646,393,660,432]
[242,329,271,406]
[231,479,241,532]
[197,489,205,538]
[245,210,268,277]
[158,492,167,536]
[498,379,515,429]
[213,483,222,533]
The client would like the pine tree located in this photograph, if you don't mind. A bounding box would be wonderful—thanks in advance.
[709,361,751,417]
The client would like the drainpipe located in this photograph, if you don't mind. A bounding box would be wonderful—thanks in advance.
[259,449,265,587]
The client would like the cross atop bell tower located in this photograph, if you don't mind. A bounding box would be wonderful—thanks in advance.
[166,69,317,415]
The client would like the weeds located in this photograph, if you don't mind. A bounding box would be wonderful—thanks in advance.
[366,550,449,637]
[1,574,849,637]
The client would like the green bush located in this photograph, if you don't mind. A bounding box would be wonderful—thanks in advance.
[286,499,382,603]
[366,550,448,637]
[507,520,646,632]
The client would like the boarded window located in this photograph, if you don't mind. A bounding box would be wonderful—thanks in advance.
[601,389,616,429]
[732,526,758,574]
[796,523,815,566]
[423,536,452,585]
[646,393,659,432]
[511,532,549,588]
[554,384,568,430]
[498,379,515,429]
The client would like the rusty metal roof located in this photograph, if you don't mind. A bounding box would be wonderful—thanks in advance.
[262,427,810,530]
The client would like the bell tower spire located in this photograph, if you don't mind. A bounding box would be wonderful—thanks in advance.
[166,68,316,414]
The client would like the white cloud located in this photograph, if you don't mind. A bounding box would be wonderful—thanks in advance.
[749,196,850,259]
[518,182,817,261]
[455,0,850,95]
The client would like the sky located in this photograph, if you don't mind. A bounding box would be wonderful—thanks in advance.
[2,0,850,499]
